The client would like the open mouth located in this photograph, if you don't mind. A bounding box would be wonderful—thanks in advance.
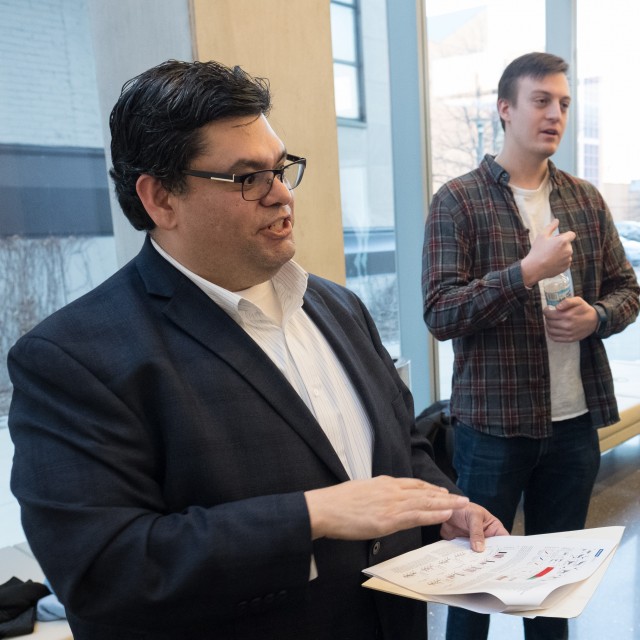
[265,216,292,233]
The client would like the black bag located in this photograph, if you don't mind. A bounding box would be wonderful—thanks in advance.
[415,399,457,482]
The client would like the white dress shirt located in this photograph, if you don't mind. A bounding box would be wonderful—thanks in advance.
[151,238,374,480]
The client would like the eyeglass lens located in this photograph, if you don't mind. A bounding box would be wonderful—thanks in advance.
[242,161,305,201]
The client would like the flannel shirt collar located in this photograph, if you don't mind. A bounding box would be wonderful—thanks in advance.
[482,154,563,191]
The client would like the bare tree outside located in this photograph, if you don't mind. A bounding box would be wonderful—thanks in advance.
[347,273,399,353]
[0,235,104,415]
[429,88,503,193]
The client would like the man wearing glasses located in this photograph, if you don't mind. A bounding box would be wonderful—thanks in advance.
[8,60,505,640]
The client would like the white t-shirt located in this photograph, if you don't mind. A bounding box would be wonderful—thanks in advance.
[511,176,588,421]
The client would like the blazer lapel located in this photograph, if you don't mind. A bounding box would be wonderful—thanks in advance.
[303,286,397,475]
[302,288,381,421]
[135,240,350,481]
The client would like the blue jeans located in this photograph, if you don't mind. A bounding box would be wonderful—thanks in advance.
[445,413,600,640]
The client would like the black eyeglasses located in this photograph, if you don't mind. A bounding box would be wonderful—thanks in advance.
[182,154,306,201]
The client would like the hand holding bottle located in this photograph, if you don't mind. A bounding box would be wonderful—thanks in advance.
[521,219,575,287]
[543,296,600,342]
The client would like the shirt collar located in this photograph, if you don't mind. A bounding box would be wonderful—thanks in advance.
[149,237,308,324]
[483,154,559,189]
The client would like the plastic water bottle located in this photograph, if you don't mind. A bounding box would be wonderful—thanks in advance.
[543,273,572,307]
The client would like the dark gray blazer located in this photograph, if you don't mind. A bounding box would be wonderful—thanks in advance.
[8,237,457,640]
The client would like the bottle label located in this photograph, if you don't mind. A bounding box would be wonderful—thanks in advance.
[544,283,571,307]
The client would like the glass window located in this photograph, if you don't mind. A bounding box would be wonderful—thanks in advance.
[577,0,640,363]
[331,0,365,122]
[333,63,361,120]
[0,1,116,426]
[332,0,400,357]
[331,3,357,61]
[424,0,546,398]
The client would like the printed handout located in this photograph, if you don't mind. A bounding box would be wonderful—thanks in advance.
[363,526,624,618]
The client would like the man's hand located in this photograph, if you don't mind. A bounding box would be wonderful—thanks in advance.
[543,296,599,342]
[304,476,470,540]
[440,502,509,552]
[521,219,576,287]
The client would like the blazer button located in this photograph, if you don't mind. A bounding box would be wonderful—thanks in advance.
[372,540,382,555]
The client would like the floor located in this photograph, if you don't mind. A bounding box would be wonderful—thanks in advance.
[427,434,640,639]
[1,424,638,639]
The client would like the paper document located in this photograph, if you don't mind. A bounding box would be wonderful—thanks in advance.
[363,526,624,618]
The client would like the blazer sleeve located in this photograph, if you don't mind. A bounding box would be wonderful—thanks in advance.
[8,335,315,631]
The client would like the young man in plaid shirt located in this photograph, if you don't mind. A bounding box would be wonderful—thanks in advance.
[423,52,639,640]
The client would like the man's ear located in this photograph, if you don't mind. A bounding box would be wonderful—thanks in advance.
[497,98,511,126]
[136,174,177,230]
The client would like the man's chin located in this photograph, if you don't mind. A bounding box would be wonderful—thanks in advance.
[538,142,560,157]
[272,243,296,270]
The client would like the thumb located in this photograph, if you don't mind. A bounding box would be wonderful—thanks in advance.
[543,218,560,237]
[555,296,577,311]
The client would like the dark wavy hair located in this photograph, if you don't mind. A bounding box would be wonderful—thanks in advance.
[497,52,569,130]
[109,60,272,230]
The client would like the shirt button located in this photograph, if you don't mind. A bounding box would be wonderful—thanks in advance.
[372,540,382,555]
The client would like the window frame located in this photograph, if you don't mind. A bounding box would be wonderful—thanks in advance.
[331,0,367,124]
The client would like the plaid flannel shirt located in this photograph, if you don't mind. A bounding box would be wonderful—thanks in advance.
[423,155,640,438]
